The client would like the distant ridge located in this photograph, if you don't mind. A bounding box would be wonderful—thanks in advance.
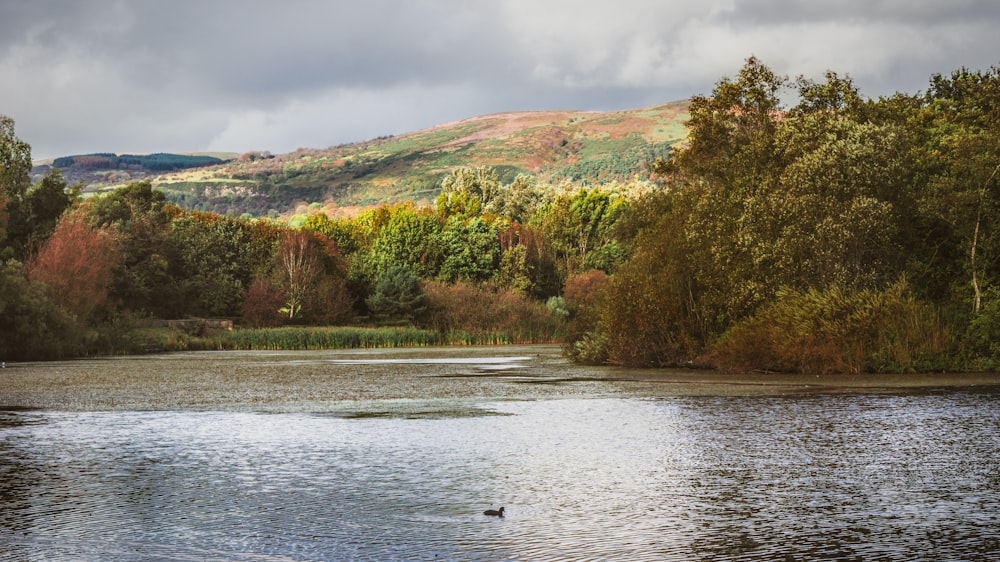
[31,100,690,217]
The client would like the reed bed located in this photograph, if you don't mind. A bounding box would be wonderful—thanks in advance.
[127,325,557,353]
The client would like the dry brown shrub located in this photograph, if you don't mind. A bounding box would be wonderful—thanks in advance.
[563,269,609,309]
[422,280,560,342]
[241,280,287,328]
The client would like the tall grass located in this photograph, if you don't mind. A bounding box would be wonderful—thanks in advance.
[124,324,554,354]
[217,326,445,350]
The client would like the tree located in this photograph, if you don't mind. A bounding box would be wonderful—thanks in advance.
[368,204,442,278]
[0,115,31,203]
[437,216,501,283]
[1,115,36,259]
[532,186,629,277]
[277,230,322,320]
[0,260,83,360]
[365,266,427,323]
[594,191,706,366]
[2,168,76,261]
[303,213,358,256]
[24,169,77,242]
[660,56,786,194]
[85,182,178,316]
[436,166,500,220]
[921,67,1000,313]
[486,174,548,223]
[27,210,121,324]
[497,223,560,298]
[170,212,253,317]
[240,279,287,328]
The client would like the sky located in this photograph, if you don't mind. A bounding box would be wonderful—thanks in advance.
[3,0,1000,160]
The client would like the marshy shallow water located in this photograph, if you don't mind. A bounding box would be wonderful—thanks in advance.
[1,346,998,560]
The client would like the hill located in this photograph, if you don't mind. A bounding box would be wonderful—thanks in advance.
[33,100,689,217]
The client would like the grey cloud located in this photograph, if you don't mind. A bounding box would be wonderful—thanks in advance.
[721,0,1000,26]
[2,0,999,159]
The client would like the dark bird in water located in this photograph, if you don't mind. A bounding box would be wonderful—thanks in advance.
[483,506,505,517]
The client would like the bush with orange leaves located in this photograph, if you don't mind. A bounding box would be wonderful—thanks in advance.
[421,280,562,344]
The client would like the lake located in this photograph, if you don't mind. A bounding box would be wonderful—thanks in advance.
[1,346,998,560]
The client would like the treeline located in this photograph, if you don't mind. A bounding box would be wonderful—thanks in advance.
[2,124,645,359]
[52,152,226,172]
[567,57,1000,373]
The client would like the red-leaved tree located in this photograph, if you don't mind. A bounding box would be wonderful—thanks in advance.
[27,210,121,322]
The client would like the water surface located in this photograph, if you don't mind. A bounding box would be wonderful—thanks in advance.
[1,348,998,560]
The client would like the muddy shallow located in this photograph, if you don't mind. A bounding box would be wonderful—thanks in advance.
[1,345,997,412]
[0,346,1000,411]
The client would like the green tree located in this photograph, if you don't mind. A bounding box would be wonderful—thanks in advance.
[3,169,76,260]
[437,216,500,283]
[921,67,1000,314]
[303,213,358,256]
[2,116,76,260]
[365,266,427,323]
[368,204,442,278]
[0,115,31,203]
[170,212,253,317]
[0,260,83,360]
[436,166,500,220]
[85,182,179,316]
[497,223,560,298]
[486,174,548,223]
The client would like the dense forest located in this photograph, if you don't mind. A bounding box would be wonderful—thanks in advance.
[2,58,999,373]
[51,152,227,172]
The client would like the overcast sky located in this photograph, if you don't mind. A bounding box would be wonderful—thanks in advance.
[3,0,999,160]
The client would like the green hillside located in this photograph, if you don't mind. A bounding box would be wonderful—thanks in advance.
[36,101,689,217]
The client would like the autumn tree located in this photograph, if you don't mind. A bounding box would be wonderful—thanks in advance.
[27,209,121,324]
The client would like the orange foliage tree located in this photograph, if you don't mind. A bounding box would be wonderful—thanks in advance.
[27,210,121,323]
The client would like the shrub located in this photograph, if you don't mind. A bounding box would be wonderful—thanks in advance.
[241,280,286,328]
[422,280,562,343]
[709,281,956,374]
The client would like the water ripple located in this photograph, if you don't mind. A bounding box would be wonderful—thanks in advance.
[1,391,999,560]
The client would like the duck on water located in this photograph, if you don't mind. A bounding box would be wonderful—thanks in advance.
[483,507,505,517]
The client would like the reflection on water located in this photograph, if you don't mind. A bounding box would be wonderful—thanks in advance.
[2,389,999,560]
